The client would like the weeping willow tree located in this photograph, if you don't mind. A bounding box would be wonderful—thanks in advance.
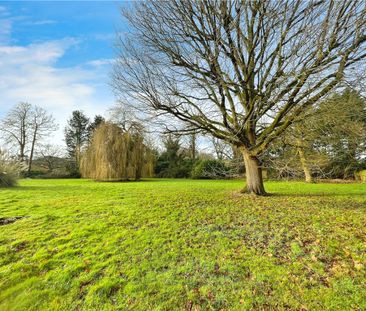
[80,122,154,181]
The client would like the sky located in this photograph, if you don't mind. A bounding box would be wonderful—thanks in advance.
[0,1,127,146]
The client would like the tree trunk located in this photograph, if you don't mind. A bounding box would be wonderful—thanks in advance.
[242,149,266,195]
[190,132,196,160]
[28,129,37,173]
[19,144,26,163]
[20,119,26,162]
[297,147,312,183]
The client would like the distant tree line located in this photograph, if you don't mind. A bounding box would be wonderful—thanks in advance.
[0,87,365,186]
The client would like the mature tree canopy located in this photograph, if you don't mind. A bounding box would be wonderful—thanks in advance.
[113,0,366,194]
[313,89,366,178]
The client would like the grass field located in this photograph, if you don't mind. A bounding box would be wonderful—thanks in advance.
[0,179,365,310]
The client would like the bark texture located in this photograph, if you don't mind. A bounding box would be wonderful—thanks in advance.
[242,150,266,195]
[297,146,313,183]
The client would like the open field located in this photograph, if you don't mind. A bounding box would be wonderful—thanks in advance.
[0,179,366,310]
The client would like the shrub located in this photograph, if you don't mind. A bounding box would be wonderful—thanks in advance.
[355,170,366,182]
[155,157,194,178]
[0,151,25,187]
[33,168,72,179]
[191,159,230,179]
[154,135,194,178]
[66,160,81,178]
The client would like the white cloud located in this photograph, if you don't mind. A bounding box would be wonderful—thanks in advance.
[27,20,57,26]
[0,38,76,64]
[87,58,115,67]
[92,33,115,41]
[0,39,115,145]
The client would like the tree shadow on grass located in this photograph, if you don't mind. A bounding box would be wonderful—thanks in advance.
[269,192,366,198]
[231,190,366,200]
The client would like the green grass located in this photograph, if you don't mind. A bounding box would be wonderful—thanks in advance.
[0,179,366,310]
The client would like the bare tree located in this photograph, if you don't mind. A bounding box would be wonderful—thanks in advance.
[211,137,233,160]
[113,0,366,194]
[0,102,32,162]
[0,103,57,173]
[28,106,58,173]
[37,144,64,172]
[178,128,198,160]
[108,102,145,134]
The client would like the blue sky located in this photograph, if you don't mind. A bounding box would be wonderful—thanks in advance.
[0,1,127,144]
